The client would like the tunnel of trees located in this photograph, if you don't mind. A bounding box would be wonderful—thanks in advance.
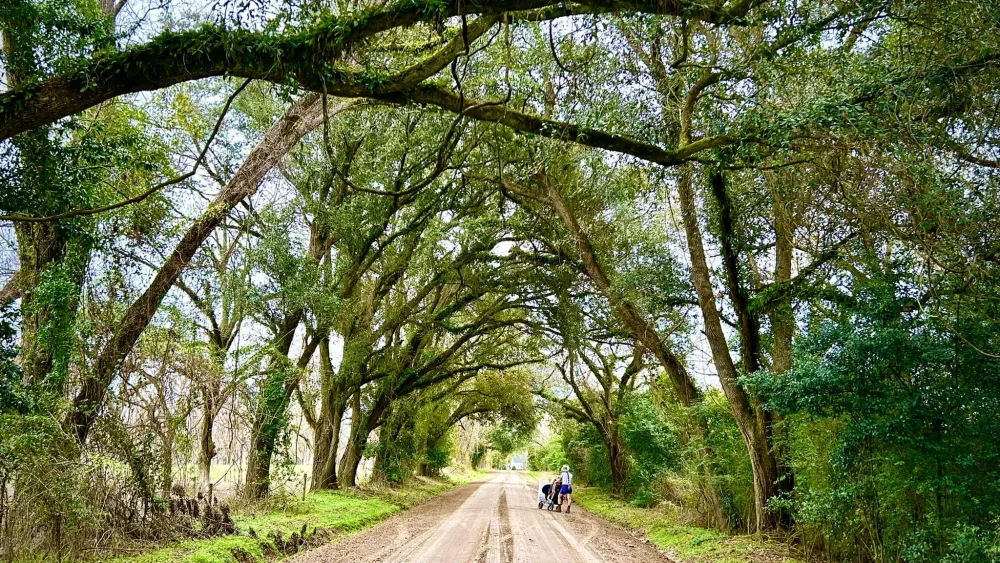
[1,0,1000,561]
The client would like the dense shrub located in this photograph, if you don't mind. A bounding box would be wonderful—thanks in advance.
[750,279,1000,562]
[617,393,680,500]
[543,390,755,527]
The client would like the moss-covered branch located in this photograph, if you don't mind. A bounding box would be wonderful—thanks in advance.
[0,0,754,141]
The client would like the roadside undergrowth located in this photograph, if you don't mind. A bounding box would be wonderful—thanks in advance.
[112,470,488,563]
[572,487,809,563]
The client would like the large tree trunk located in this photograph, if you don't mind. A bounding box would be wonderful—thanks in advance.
[708,173,762,374]
[311,341,349,490]
[64,94,334,444]
[3,4,93,392]
[338,391,393,488]
[244,359,290,499]
[311,395,346,490]
[244,413,276,499]
[767,181,797,520]
[14,223,89,388]
[337,391,365,488]
[243,326,320,499]
[676,164,783,532]
[607,433,627,496]
[372,414,406,484]
[337,443,362,488]
[710,171,794,527]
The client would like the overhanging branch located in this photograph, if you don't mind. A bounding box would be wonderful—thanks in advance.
[0,0,755,141]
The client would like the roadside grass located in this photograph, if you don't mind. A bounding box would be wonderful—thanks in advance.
[111,469,487,563]
[442,468,490,486]
[572,487,808,563]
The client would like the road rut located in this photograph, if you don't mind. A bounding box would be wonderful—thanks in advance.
[290,472,674,563]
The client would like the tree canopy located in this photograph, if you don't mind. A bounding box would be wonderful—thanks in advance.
[3,0,1000,561]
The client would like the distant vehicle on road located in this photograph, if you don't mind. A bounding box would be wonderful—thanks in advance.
[509,454,527,471]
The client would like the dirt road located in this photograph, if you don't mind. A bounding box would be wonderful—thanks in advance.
[291,472,673,563]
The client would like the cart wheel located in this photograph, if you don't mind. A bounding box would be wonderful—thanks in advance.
[548,505,554,511]
[538,501,543,509]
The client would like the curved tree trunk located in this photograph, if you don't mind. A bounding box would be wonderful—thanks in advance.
[311,338,355,490]
[338,391,393,488]
[525,174,701,406]
[65,94,333,444]
[676,164,783,532]
[311,390,348,490]
[337,439,363,489]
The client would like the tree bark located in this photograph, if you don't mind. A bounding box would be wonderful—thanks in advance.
[337,391,365,489]
[607,433,627,495]
[14,222,88,388]
[311,395,346,490]
[372,412,406,484]
[311,340,350,490]
[3,2,92,390]
[244,414,276,499]
[676,164,782,532]
[338,391,392,488]
[709,172,761,374]
[710,170,794,527]
[767,179,797,521]
[244,322,320,499]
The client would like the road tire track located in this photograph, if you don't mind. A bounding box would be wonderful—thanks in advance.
[291,472,674,563]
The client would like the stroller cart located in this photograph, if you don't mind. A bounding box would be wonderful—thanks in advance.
[537,478,562,511]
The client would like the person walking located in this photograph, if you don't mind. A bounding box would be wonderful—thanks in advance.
[559,464,573,513]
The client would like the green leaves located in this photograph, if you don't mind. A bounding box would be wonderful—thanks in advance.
[747,269,1000,560]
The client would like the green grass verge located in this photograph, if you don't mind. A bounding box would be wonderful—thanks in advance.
[442,468,490,486]
[111,471,488,563]
[572,487,808,563]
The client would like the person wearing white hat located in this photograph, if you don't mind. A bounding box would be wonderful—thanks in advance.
[559,464,573,513]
